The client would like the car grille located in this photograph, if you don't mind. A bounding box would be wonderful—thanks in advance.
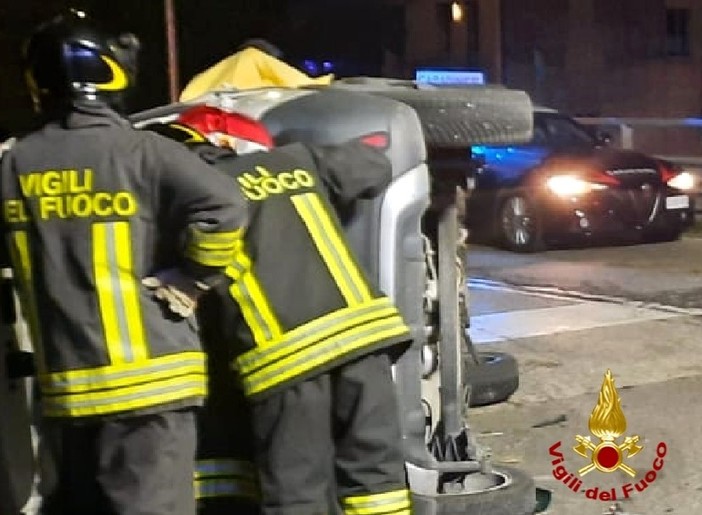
[604,169,661,224]
[626,184,659,222]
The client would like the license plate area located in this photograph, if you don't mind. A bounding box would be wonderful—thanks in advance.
[666,195,690,210]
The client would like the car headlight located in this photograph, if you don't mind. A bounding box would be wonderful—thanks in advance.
[666,171,695,191]
[545,175,608,197]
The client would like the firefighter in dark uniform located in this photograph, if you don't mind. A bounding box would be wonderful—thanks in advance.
[145,106,413,515]
[149,115,272,515]
[0,11,248,515]
[193,279,260,515]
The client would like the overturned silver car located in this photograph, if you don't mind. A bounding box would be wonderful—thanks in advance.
[2,78,541,514]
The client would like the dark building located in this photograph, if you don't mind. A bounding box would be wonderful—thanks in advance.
[500,0,702,118]
[3,0,702,140]
[380,0,702,118]
[375,0,702,155]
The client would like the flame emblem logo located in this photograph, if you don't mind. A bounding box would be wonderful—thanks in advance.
[573,370,643,477]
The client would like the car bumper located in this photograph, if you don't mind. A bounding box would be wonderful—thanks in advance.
[539,191,695,239]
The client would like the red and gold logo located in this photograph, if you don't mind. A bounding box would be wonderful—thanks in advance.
[572,369,643,477]
[548,370,668,501]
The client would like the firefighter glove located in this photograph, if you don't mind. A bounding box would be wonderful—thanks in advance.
[142,268,209,318]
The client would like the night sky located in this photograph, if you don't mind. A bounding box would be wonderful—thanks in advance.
[0,0,394,131]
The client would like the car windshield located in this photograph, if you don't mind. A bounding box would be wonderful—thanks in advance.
[531,112,596,149]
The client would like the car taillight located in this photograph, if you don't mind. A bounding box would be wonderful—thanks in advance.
[359,132,390,149]
[660,164,695,190]
[668,172,695,190]
[590,170,620,187]
[660,165,678,183]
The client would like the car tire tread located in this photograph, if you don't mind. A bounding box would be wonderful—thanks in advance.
[463,350,520,407]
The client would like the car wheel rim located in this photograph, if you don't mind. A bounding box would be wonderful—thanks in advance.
[501,196,534,246]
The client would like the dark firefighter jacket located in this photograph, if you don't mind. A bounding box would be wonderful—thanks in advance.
[0,103,249,419]
[192,141,412,401]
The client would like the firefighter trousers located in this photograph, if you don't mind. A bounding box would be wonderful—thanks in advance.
[195,378,259,515]
[252,352,411,515]
[38,408,197,515]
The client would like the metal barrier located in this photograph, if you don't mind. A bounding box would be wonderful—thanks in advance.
[576,117,702,149]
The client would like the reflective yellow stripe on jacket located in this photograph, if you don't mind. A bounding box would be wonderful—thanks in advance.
[7,230,45,372]
[194,459,260,501]
[40,352,206,417]
[226,252,282,345]
[24,220,208,417]
[185,227,244,267]
[291,193,372,306]
[93,221,148,363]
[230,191,410,398]
[235,299,409,397]
[342,488,412,515]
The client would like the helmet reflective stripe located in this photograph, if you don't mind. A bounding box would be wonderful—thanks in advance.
[168,123,208,143]
[94,55,129,91]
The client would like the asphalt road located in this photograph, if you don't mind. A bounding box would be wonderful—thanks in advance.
[465,236,702,515]
[15,236,702,515]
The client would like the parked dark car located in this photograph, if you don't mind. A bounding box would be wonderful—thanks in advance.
[467,107,696,252]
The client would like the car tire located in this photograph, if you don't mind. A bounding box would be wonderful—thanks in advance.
[496,193,544,252]
[463,351,519,408]
[412,465,537,515]
[333,83,534,147]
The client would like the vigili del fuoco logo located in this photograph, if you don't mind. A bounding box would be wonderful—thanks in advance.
[548,370,667,501]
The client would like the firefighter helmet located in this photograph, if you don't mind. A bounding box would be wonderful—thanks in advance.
[142,106,274,155]
[141,121,209,145]
[23,9,140,112]
[178,105,274,150]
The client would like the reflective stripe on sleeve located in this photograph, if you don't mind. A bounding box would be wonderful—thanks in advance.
[194,459,260,501]
[342,488,412,515]
[185,227,243,267]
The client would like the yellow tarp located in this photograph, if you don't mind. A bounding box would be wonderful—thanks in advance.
[179,47,334,102]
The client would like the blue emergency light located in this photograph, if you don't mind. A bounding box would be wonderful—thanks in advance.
[415,68,486,86]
